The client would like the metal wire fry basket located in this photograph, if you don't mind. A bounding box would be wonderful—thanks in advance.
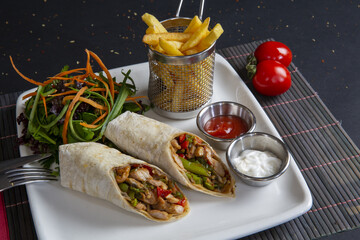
[147,4,216,119]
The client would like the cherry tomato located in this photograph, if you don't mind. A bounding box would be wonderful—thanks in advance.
[254,41,292,67]
[252,60,291,96]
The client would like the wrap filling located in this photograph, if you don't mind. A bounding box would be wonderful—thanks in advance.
[114,163,187,221]
[171,134,233,193]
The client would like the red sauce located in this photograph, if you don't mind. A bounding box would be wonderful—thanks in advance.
[203,115,248,139]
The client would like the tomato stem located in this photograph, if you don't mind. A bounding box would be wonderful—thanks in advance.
[245,54,258,79]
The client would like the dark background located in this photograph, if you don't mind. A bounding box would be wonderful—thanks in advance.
[1,0,359,239]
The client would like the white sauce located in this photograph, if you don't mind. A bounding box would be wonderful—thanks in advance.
[233,149,282,177]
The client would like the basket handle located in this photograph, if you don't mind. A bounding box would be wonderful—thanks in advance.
[176,0,205,20]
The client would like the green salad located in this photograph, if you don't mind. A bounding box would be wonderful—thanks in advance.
[13,50,149,170]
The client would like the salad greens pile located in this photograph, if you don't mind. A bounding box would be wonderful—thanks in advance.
[14,50,149,170]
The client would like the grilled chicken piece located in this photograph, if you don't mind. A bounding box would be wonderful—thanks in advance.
[186,144,196,159]
[135,202,147,211]
[129,167,152,182]
[171,204,185,214]
[194,146,204,157]
[208,157,225,177]
[171,139,181,150]
[115,166,130,183]
[126,178,144,189]
[140,189,158,205]
[148,210,169,220]
[153,197,184,214]
[173,154,184,168]
[204,146,213,163]
[148,179,168,190]
[165,194,181,204]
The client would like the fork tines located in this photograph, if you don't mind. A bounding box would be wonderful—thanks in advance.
[5,167,58,184]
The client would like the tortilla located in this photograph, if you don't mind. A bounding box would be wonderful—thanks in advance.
[104,111,235,197]
[59,142,190,222]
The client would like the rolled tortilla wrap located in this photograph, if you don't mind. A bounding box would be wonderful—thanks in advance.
[104,111,235,198]
[59,142,190,222]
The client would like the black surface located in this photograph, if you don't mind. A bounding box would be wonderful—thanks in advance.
[1,1,359,239]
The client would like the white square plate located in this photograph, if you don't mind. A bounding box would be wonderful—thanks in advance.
[16,54,312,240]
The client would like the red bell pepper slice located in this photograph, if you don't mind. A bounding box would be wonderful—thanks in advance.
[177,199,186,207]
[180,140,189,149]
[157,186,172,198]
[178,134,186,144]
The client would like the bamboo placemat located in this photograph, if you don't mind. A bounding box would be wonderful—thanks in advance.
[1,40,360,239]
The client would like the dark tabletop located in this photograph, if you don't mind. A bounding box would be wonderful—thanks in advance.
[1,0,359,239]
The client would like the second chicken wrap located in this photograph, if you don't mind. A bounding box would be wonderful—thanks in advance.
[104,111,235,197]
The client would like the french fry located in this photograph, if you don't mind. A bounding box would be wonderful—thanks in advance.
[169,40,184,49]
[146,25,161,34]
[143,33,192,45]
[141,13,168,33]
[197,23,224,52]
[184,48,200,55]
[184,15,202,33]
[154,44,165,54]
[159,38,184,56]
[180,17,210,52]
[153,41,183,54]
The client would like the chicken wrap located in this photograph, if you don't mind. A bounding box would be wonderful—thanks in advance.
[104,111,235,198]
[59,142,190,222]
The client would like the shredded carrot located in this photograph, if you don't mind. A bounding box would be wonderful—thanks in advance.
[49,88,119,97]
[10,56,45,86]
[50,90,78,97]
[52,68,86,78]
[126,96,148,100]
[89,72,110,99]
[73,77,97,86]
[126,96,148,110]
[91,111,108,125]
[62,86,88,144]
[42,96,48,118]
[88,50,115,100]
[64,81,74,87]
[22,91,37,100]
[44,76,97,87]
[62,96,107,110]
[127,98,143,110]
[85,49,91,75]
[43,68,87,86]
[79,122,99,129]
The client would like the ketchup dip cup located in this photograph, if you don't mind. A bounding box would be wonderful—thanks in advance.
[226,132,290,187]
[196,101,256,150]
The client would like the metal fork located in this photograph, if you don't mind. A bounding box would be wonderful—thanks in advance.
[0,167,58,192]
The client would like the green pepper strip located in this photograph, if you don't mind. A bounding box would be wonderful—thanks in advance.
[28,85,44,131]
[41,88,57,97]
[186,172,203,185]
[36,129,57,145]
[119,182,129,192]
[68,102,92,142]
[39,102,70,129]
[181,157,211,177]
[203,178,215,190]
[82,90,111,131]
[26,86,57,145]
[90,70,132,142]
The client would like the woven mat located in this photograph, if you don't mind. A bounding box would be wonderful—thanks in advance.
[1,40,360,240]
